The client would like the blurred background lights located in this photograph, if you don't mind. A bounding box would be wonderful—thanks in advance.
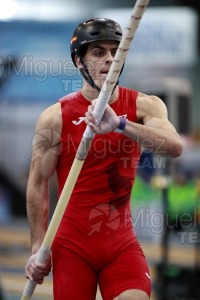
[0,0,89,21]
[0,0,19,20]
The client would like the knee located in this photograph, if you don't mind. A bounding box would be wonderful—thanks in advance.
[113,297,133,300]
[113,290,149,300]
[113,297,147,300]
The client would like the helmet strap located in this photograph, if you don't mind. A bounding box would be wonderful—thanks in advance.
[79,56,124,94]
[79,56,101,92]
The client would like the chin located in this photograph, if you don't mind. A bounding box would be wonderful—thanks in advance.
[94,79,104,88]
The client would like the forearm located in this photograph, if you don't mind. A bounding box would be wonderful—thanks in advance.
[123,120,182,157]
[85,98,183,157]
[26,179,49,254]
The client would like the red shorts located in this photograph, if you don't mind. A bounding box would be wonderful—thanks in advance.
[52,205,151,300]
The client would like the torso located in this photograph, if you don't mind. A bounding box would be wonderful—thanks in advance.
[56,86,141,210]
[52,86,143,267]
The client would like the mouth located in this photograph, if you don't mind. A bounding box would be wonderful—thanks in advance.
[99,65,110,75]
[99,70,109,75]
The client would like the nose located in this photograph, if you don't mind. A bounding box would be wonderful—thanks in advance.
[105,51,114,64]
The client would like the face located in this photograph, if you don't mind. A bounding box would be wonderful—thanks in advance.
[76,40,119,88]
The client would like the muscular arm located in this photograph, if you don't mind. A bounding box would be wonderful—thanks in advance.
[27,103,62,254]
[85,92,183,158]
[123,93,183,157]
[24,103,62,284]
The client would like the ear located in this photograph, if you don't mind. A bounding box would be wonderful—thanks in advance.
[75,55,82,69]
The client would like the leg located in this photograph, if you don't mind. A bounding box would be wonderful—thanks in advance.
[52,240,97,300]
[113,289,149,300]
[98,244,151,300]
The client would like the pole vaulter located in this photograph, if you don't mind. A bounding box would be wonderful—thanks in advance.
[21,0,149,298]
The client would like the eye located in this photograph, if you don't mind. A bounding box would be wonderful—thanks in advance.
[111,48,117,57]
[93,49,105,57]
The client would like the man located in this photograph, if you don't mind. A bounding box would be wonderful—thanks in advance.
[25,18,183,300]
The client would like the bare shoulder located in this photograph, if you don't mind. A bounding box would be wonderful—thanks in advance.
[136,92,168,122]
[36,102,62,133]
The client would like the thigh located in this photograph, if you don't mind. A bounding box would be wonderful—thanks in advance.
[98,245,151,300]
[52,242,97,300]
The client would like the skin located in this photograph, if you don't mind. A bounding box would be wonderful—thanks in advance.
[25,40,183,299]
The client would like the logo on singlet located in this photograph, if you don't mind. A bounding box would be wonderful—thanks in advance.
[72,117,85,125]
[72,114,127,125]
[145,272,151,279]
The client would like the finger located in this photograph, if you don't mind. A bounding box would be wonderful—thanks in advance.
[88,105,93,113]
[85,111,97,125]
[25,264,34,281]
[88,122,97,132]
[37,279,44,285]
[25,273,33,281]
[30,273,44,285]
[32,264,51,275]
[30,267,48,283]
[32,262,49,270]
[88,105,97,122]
[91,99,97,107]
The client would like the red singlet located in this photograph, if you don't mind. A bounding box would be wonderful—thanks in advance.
[52,86,151,300]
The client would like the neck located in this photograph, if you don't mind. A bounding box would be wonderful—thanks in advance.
[81,84,119,104]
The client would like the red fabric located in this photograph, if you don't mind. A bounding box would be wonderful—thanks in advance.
[52,206,151,299]
[52,86,151,299]
[56,86,140,210]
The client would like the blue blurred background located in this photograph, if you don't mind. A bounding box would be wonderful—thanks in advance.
[0,0,200,299]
